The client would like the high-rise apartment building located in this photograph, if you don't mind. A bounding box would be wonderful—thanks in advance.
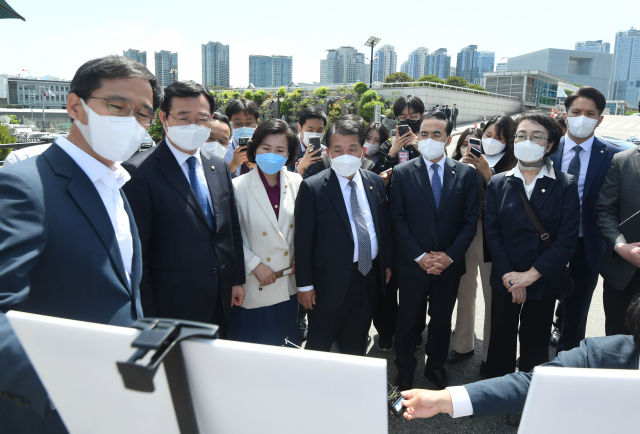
[496,57,509,71]
[373,45,397,82]
[400,61,410,76]
[123,49,147,66]
[406,47,429,80]
[575,40,611,53]
[456,45,494,82]
[320,47,368,85]
[154,50,178,87]
[202,41,230,88]
[427,48,451,80]
[610,28,640,104]
[248,55,292,88]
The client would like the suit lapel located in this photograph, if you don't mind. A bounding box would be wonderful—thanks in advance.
[249,169,285,241]
[529,176,556,211]
[583,138,607,199]
[324,169,354,241]
[411,157,437,212]
[121,191,139,296]
[549,136,564,169]
[156,140,211,230]
[361,170,380,237]
[633,149,640,184]
[278,170,294,232]
[200,150,221,232]
[438,157,458,214]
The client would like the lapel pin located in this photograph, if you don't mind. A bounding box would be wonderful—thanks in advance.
[369,186,373,190]
[211,166,215,170]
[452,170,455,174]
[600,150,604,154]
[541,189,546,193]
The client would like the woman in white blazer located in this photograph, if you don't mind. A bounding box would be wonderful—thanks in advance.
[228,119,304,346]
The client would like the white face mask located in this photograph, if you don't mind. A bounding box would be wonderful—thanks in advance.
[201,141,228,159]
[165,123,211,151]
[365,142,380,156]
[232,126,256,141]
[567,115,598,139]
[418,138,446,161]
[74,99,148,162]
[482,137,506,155]
[514,140,546,163]
[330,154,362,178]
[301,132,324,148]
[460,146,468,156]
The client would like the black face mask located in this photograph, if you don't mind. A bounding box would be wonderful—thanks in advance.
[405,118,421,134]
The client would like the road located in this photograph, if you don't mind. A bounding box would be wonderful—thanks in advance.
[596,115,640,141]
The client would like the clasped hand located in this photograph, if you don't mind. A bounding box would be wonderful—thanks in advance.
[418,252,451,275]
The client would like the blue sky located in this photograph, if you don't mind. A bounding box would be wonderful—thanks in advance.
[2,0,638,87]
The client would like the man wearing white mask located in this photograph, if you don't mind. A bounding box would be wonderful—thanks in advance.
[122,81,245,339]
[549,87,620,354]
[391,111,479,392]
[288,107,325,175]
[0,55,160,434]
[224,98,259,176]
[294,119,392,356]
[201,112,232,160]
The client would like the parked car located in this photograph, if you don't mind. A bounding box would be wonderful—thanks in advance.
[627,135,639,145]
[630,113,640,117]
[599,136,636,150]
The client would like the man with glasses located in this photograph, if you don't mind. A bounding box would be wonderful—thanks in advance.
[0,55,161,434]
[390,111,478,392]
[122,80,246,339]
[224,98,260,176]
[201,112,232,159]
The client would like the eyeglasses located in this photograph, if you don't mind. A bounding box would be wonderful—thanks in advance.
[168,112,212,127]
[514,133,549,145]
[232,121,257,129]
[397,114,422,122]
[88,97,156,126]
[418,131,443,140]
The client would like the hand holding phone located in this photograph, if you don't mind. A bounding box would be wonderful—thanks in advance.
[398,125,410,137]
[309,137,321,153]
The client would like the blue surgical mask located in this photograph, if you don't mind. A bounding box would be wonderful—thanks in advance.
[232,126,256,141]
[255,153,287,175]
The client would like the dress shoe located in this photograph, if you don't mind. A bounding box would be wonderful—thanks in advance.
[395,373,413,392]
[479,361,486,375]
[506,412,522,427]
[549,326,561,346]
[415,336,425,349]
[446,349,474,364]
[423,367,450,390]
[377,335,393,353]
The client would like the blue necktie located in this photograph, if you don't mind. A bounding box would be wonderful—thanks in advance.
[187,156,215,229]
[431,163,442,208]
[567,145,582,179]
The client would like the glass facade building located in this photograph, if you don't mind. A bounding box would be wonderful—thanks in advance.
[249,55,292,88]
[123,49,147,67]
[154,50,178,87]
[7,78,71,109]
[202,41,230,88]
[610,28,640,104]
[456,45,494,83]
[427,49,451,81]
[374,45,397,82]
[483,70,559,109]
[575,40,611,53]
[320,47,368,85]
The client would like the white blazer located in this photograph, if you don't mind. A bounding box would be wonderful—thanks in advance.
[232,168,303,309]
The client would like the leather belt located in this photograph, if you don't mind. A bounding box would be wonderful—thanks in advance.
[259,267,292,291]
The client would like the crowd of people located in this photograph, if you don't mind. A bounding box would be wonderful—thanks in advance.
[1,55,639,433]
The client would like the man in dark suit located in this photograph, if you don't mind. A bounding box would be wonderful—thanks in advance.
[288,106,326,175]
[304,151,376,178]
[549,87,620,353]
[451,104,459,129]
[444,105,451,121]
[122,81,245,338]
[391,111,479,391]
[0,56,161,434]
[596,145,640,335]
[294,119,392,356]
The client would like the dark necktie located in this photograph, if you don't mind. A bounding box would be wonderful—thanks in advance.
[567,145,582,180]
[187,156,215,229]
[431,163,442,208]
[348,180,372,276]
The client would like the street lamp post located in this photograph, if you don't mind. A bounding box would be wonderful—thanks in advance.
[39,85,50,131]
[364,36,381,89]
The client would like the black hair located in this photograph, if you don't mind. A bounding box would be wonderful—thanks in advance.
[364,122,389,144]
[225,98,260,121]
[452,127,482,160]
[555,115,567,129]
[626,294,640,348]
[160,80,216,115]
[393,95,425,117]
[421,111,453,137]
[247,118,298,166]
[564,86,606,115]
[483,114,517,172]
[514,111,563,157]
[326,119,365,148]
[212,112,232,134]
[70,55,162,110]
[299,106,327,127]
[339,114,366,130]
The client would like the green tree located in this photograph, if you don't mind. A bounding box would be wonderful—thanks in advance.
[253,89,267,105]
[353,82,368,96]
[243,90,254,100]
[564,90,573,96]
[7,115,20,124]
[444,76,468,88]
[384,72,413,83]
[231,91,241,99]
[276,86,287,98]
[280,99,292,116]
[467,84,486,92]
[572,83,582,88]
[148,109,164,144]
[359,100,385,122]
[0,124,16,159]
[313,86,329,98]
[359,89,380,106]
[417,75,444,84]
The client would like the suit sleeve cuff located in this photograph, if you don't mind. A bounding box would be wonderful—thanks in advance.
[246,255,262,275]
[297,286,314,292]
[415,253,426,263]
[448,256,454,264]
[446,386,474,418]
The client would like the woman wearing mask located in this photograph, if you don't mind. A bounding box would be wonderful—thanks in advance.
[364,122,390,173]
[448,116,517,372]
[229,119,303,346]
[483,111,579,381]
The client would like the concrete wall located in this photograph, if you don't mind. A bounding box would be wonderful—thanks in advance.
[377,86,522,124]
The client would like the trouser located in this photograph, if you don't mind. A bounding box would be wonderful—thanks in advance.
[306,261,378,356]
[372,270,398,341]
[453,220,492,360]
[554,300,564,328]
[212,290,228,339]
[485,288,556,378]
[603,269,640,336]
[394,271,460,375]
[557,238,600,351]
[451,117,457,129]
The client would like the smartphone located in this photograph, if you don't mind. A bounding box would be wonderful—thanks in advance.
[398,125,410,136]
[381,168,393,177]
[469,147,482,158]
[309,137,321,153]
[238,137,249,147]
[468,137,481,150]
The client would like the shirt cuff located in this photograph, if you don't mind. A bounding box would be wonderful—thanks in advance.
[448,256,454,264]
[615,243,626,253]
[415,253,426,263]
[446,386,473,418]
[297,286,314,292]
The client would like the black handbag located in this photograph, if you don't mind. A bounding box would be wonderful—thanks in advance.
[516,189,574,297]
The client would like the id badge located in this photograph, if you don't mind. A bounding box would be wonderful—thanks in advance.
[398,150,409,163]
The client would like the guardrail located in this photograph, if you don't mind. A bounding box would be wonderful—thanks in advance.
[377,82,521,101]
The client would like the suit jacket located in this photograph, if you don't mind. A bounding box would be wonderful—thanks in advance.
[122,139,245,322]
[304,153,375,179]
[390,156,479,281]
[466,335,639,417]
[484,163,580,300]
[232,168,302,309]
[0,143,143,433]
[549,136,620,271]
[595,146,640,291]
[294,168,392,309]
[451,108,459,118]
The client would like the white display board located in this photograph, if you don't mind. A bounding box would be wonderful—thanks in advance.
[519,366,640,434]
[7,311,388,434]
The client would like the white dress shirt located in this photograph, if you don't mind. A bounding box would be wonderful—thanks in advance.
[415,156,448,263]
[505,163,555,200]
[3,144,52,167]
[166,139,214,214]
[297,169,378,292]
[55,137,133,286]
[560,134,593,237]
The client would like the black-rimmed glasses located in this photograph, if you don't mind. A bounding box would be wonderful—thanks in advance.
[89,97,156,126]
